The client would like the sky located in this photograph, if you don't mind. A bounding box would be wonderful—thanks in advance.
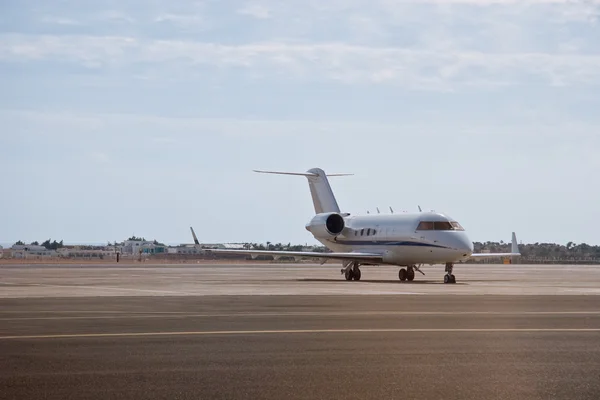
[1,0,600,247]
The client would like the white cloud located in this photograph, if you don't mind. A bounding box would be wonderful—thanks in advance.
[40,16,82,26]
[1,34,599,89]
[236,4,271,19]
[2,0,599,90]
[366,0,600,4]
[97,10,135,24]
[4,108,597,139]
[151,136,176,144]
[153,14,207,27]
[89,152,110,164]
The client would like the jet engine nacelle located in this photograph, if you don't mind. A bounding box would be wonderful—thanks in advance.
[305,212,346,238]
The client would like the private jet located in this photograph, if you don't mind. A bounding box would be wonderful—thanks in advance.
[206,168,520,284]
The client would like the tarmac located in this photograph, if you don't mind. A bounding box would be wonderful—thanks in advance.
[1,263,600,399]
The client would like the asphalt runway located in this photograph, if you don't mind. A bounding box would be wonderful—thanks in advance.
[3,262,600,297]
[2,263,600,399]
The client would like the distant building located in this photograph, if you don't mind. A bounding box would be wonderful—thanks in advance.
[168,245,202,255]
[166,243,245,255]
[57,248,117,259]
[121,240,166,255]
[12,244,47,252]
[11,244,57,258]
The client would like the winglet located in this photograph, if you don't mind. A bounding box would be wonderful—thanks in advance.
[511,232,519,254]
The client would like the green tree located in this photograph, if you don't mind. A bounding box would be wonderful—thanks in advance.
[128,236,146,241]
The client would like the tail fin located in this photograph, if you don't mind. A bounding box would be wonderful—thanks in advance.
[511,232,519,254]
[253,168,352,214]
[190,227,200,245]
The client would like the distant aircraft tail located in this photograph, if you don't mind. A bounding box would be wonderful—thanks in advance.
[253,168,352,214]
[190,227,200,245]
[511,232,519,254]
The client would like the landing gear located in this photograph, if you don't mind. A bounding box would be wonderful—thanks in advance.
[343,262,361,281]
[407,266,415,282]
[345,269,354,281]
[399,266,416,282]
[399,268,407,281]
[444,262,456,284]
[352,263,361,281]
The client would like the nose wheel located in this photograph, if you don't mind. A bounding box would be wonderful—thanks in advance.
[444,274,456,284]
[444,262,456,284]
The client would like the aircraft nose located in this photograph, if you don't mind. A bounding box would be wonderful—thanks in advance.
[456,234,474,254]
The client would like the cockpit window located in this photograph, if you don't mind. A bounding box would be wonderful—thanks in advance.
[450,221,464,231]
[416,221,434,230]
[417,221,464,231]
[433,221,453,230]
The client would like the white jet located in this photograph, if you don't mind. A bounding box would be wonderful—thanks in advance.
[206,168,520,284]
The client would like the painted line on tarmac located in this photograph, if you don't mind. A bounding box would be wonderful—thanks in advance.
[0,282,197,296]
[2,310,600,321]
[2,328,600,340]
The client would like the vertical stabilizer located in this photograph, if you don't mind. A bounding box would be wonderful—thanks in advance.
[305,168,341,214]
[510,232,520,264]
[190,227,200,245]
[253,168,351,215]
[511,232,519,254]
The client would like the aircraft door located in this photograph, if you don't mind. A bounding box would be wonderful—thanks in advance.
[373,224,380,242]
[384,227,394,241]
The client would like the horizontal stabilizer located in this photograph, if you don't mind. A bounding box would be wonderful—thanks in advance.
[254,167,351,214]
[253,169,353,177]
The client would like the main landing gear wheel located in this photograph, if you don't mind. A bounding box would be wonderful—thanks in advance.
[399,267,415,282]
[345,269,354,281]
[344,264,361,281]
[399,268,408,281]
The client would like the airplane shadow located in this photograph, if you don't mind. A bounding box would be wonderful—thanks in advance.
[296,279,467,285]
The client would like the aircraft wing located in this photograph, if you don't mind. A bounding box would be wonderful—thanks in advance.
[469,232,521,259]
[204,248,384,262]
[469,252,521,258]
